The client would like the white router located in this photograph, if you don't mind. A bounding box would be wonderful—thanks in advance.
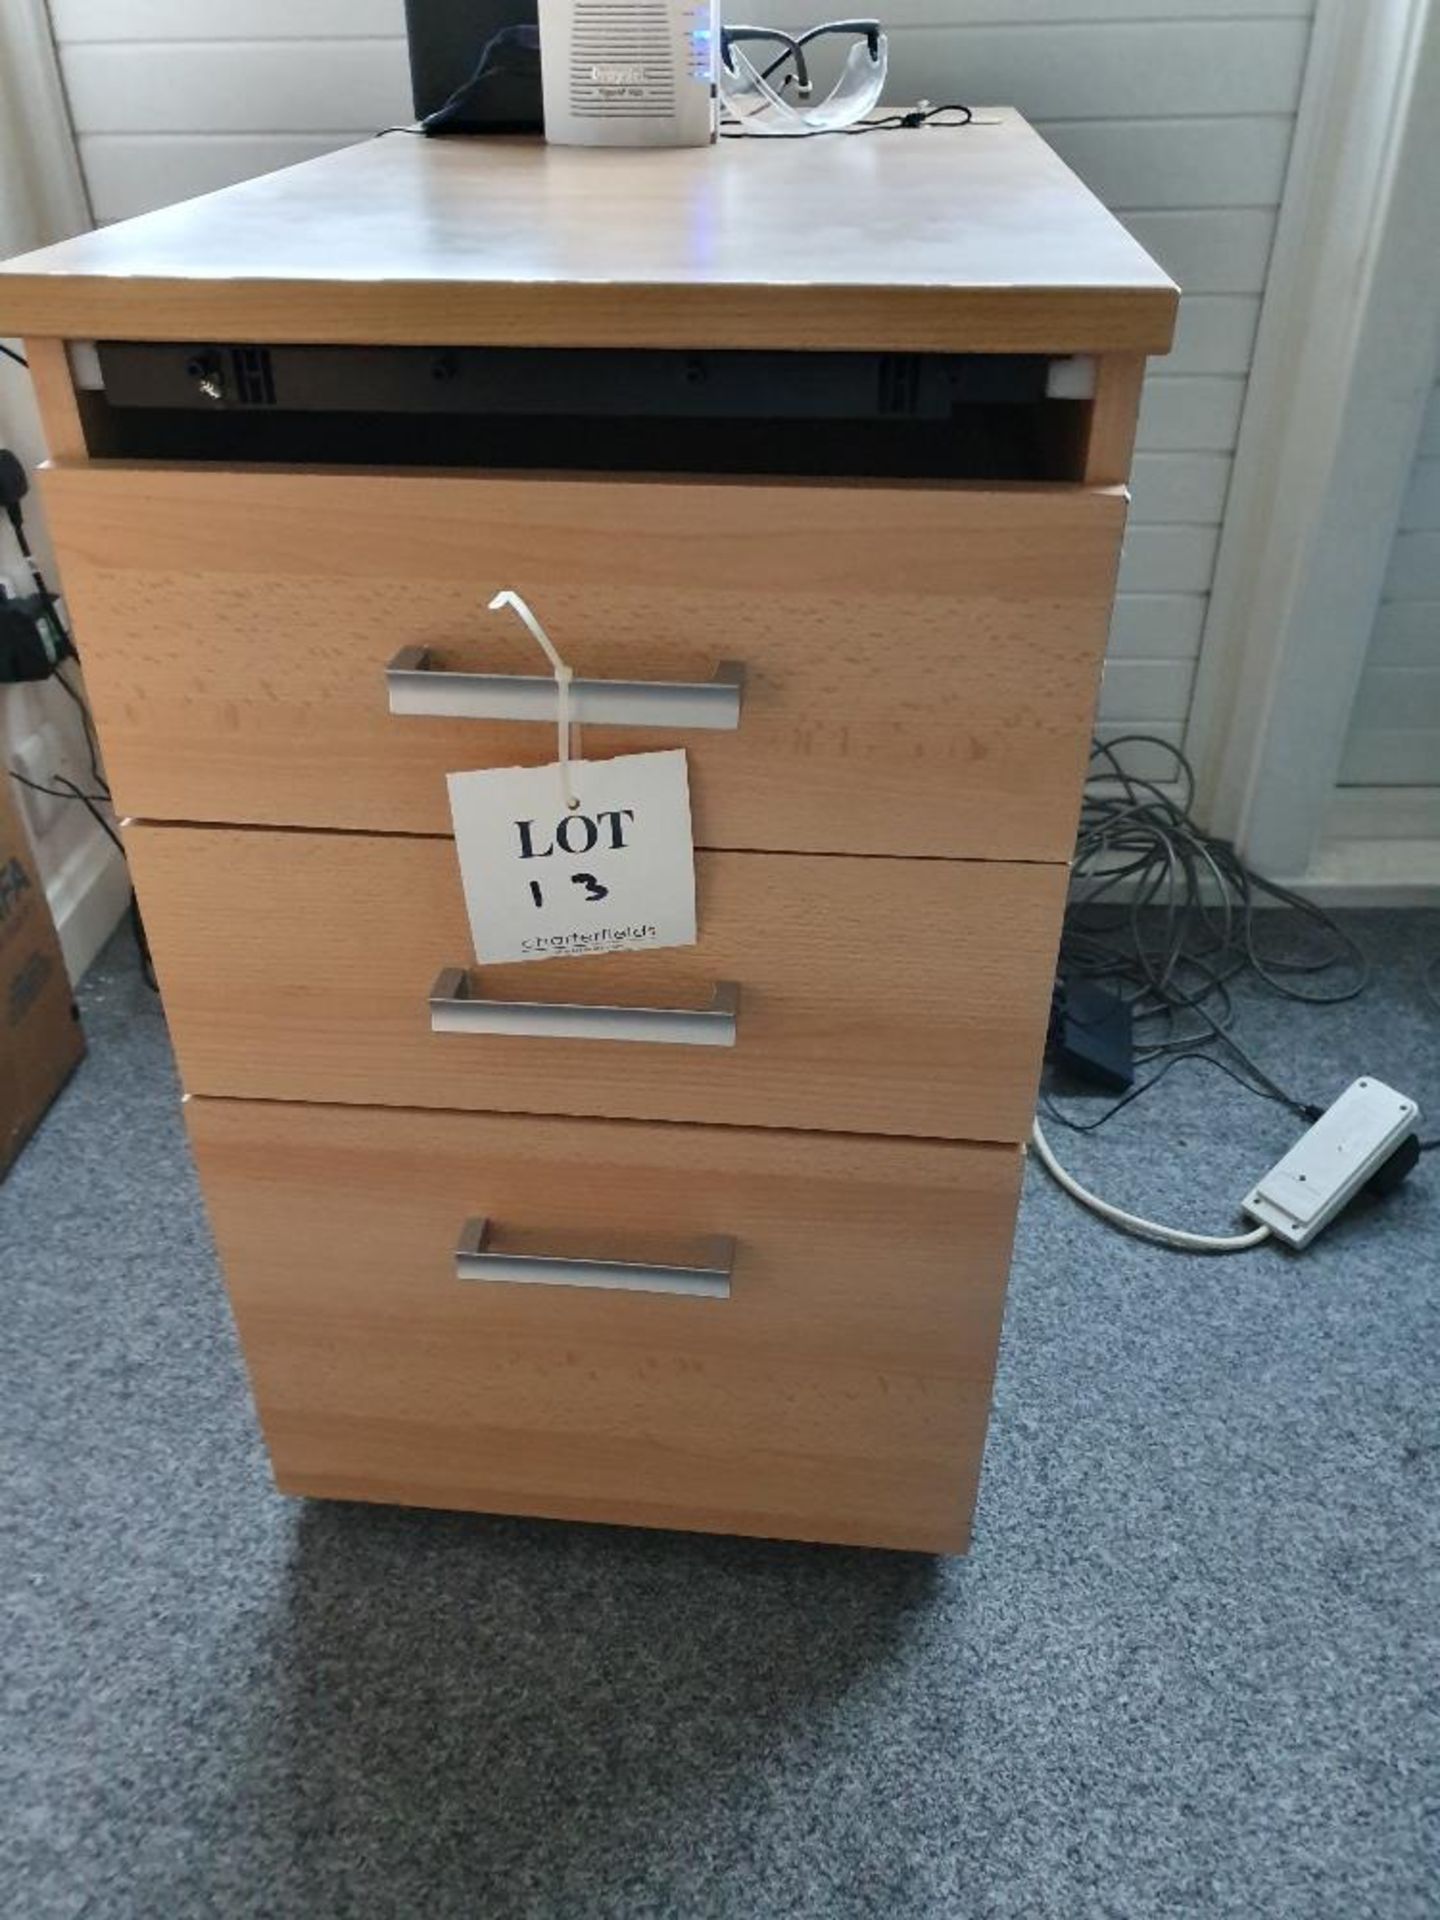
[539,0,719,146]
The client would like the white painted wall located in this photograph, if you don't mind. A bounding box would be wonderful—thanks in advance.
[1339,375,1440,787]
[1,2,128,981]
[46,0,1317,763]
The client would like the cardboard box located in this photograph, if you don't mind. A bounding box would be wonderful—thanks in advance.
[0,776,85,1178]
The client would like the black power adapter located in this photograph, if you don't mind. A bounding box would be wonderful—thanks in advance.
[0,591,65,683]
[1047,976,1135,1093]
[0,446,33,525]
[0,449,74,683]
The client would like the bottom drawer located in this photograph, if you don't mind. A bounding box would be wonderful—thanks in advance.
[187,1098,1024,1553]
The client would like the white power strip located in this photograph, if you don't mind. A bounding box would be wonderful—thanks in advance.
[1032,1074,1423,1256]
[1242,1077,1420,1249]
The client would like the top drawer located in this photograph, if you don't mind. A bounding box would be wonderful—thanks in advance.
[44,465,1124,863]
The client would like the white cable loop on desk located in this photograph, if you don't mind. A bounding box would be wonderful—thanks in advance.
[1029,1118,1272,1255]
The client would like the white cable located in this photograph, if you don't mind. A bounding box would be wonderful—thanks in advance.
[1029,1117,1272,1255]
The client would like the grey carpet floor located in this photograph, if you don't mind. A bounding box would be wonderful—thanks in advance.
[3,912,1438,1920]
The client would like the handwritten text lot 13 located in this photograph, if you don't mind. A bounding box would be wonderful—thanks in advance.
[447,748,698,965]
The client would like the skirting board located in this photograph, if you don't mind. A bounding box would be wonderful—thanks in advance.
[1070,858,1440,910]
[1281,835,1440,908]
[1072,784,1440,908]
[1327,785,1440,844]
[1287,786,1440,905]
[46,825,129,982]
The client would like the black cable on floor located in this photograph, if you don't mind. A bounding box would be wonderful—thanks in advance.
[1055,734,1375,1135]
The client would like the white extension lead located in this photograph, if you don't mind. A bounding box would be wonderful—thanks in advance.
[1030,1077,1422,1257]
[1029,1118,1272,1254]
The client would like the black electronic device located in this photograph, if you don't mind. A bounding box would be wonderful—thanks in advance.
[81,343,1080,481]
[0,594,61,684]
[96,343,1048,420]
[0,450,73,679]
[404,0,543,133]
[1047,977,1136,1094]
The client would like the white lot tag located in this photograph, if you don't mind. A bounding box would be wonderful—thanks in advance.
[447,749,698,965]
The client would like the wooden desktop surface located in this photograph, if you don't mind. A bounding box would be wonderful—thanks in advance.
[0,111,1176,354]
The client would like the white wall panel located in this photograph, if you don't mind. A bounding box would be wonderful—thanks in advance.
[695,0,1315,21]
[60,43,412,133]
[881,24,1310,121]
[1422,388,1440,460]
[1157,296,1260,376]
[1091,724,1188,779]
[1401,459,1440,532]
[1339,733,1440,787]
[58,22,1310,134]
[1098,658,1196,722]
[1039,116,1293,211]
[80,132,367,223]
[1341,379,1440,789]
[1384,530,1440,604]
[1370,601,1440,669]
[50,0,405,37]
[1118,526,1220,596]
[1107,594,1209,660]
[1129,454,1232,525]
[1136,378,1247,454]
[1123,211,1275,295]
[1349,667,1440,735]
[53,0,1312,32]
[49,0,1318,753]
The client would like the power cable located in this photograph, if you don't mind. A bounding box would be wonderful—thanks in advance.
[1035,733,1429,1247]
[1030,1118,1272,1254]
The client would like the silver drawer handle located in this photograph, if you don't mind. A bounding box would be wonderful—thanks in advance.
[387,647,745,730]
[429,969,740,1047]
[455,1218,734,1298]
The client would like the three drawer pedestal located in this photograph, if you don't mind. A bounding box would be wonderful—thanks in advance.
[0,113,1176,1550]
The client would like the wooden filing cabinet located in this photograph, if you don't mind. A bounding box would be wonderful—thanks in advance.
[0,114,1176,1552]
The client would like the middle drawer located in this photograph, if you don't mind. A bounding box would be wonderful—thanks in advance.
[126,826,1065,1144]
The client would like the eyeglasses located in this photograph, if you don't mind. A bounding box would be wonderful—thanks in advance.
[720,19,883,97]
[718,19,888,135]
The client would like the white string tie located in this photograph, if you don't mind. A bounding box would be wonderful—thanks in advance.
[487,589,581,811]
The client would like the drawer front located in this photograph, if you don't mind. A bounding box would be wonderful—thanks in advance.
[46,465,1124,863]
[127,826,1065,1143]
[187,1097,1022,1552]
